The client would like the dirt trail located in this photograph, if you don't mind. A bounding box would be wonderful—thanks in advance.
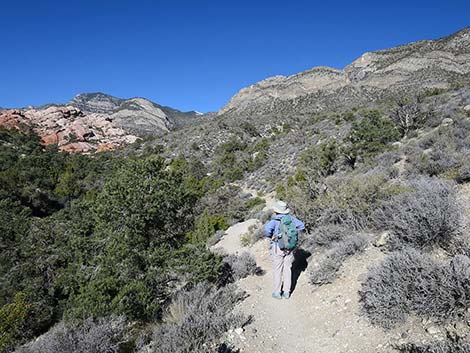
[215,189,399,353]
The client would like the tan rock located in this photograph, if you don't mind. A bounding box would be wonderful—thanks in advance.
[60,142,94,154]
[96,142,118,152]
[41,133,59,145]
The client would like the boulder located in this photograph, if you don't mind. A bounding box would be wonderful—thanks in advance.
[375,231,390,247]
[441,117,454,126]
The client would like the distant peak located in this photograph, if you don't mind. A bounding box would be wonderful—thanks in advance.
[72,92,120,101]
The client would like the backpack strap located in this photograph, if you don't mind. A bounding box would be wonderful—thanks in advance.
[271,216,283,240]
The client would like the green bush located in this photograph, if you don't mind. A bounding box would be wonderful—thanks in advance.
[299,139,340,179]
[187,210,229,244]
[245,197,265,209]
[345,110,400,163]
[0,292,30,352]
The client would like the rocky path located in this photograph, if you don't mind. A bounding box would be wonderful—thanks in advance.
[214,189,399,353]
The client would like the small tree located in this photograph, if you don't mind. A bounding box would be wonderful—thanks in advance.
[345,110,400,166]
[389,97,427,137]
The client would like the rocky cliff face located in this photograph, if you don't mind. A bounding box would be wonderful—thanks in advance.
[69,93,200,132]
[220,28,470,116]
[0,106,139,153]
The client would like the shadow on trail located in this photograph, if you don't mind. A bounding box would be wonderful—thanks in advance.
[291,248,311,294]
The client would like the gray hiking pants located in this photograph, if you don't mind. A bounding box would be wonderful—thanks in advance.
[270,243,294,294]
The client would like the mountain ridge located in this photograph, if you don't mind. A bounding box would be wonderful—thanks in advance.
[220,27,470,116]
[68,92,202,132]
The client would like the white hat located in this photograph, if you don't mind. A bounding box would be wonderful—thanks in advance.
[273,200,290,214]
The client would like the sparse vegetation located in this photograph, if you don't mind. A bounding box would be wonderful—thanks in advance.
[139,283,248,353]
[16,316,128,353]
[310,234,367,285]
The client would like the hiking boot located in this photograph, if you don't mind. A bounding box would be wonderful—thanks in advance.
[272,292,282,299]
[282,292,290,299]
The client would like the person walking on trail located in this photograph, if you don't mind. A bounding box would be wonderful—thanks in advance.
[265,200,305,299]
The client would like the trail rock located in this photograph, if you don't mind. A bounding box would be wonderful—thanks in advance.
[441,117,454,125]
[375,231,390,247]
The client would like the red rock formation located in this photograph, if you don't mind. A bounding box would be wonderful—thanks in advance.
[41,133,60,145]
[0,106,140,153]
[0,110,28,130]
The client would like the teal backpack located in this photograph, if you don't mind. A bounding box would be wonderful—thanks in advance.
[276,215,298,250]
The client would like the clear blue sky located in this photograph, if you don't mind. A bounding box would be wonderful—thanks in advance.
[1,0,468,112]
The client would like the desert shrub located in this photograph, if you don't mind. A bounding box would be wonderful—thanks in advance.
[304,224,353,251]
[140,283,248,353]
[246,202,269,221]
[299,139,341,180]
[371,178,462,250]
[215,137,246,154]
[222,252,258,281]
[310,234,367,285]
[240,122,259,137]
[344,110,400,164]
[187,210,229,244]
[456,161,470,184]
[408,121,470,179]
[245,197,265,209]
[198,185,249,222]
[16,316,127,353]
[311,172,401,230]
[0,199,30,281]
[412,149,460,177]
[212,137,250,181]
[370,150,403,172]
[447,234,470,257]
[63,157,215,321]
[252,209,272,223]
[397,337,470,353]
[359,248,470,329]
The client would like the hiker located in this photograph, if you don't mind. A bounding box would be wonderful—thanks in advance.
[265,200,305,299]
